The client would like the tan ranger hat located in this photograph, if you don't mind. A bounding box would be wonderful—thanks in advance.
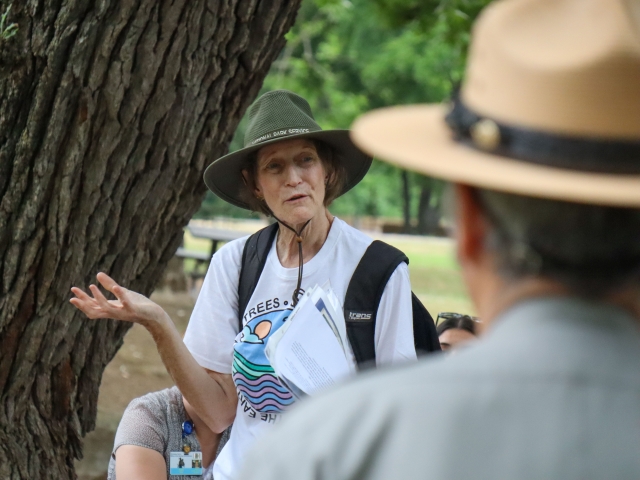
[351,0,640,207]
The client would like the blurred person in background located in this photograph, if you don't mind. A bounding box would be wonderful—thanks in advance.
[237,0,640,478]
[435,312,478,352]
[107,386,227,480]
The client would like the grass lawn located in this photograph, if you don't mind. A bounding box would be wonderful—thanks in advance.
[384,237,475,317]
[183,231,215,253]
[183,230,475,317]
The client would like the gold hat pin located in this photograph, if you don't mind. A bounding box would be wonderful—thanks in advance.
[470,118,501,151]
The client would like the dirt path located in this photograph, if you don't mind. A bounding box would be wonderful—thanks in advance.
[75,291,195,480]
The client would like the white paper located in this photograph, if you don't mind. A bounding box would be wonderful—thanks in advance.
[265,285,354,398]
[265,286,316,372]
[309,281,348,356]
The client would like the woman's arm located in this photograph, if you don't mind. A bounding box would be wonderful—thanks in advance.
[143,309,237,433]
[70,273,236,433]
[115,445,167,480]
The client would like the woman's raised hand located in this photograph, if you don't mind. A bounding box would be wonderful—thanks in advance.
[70,272,167,326]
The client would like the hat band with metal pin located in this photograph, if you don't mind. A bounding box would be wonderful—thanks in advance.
[445,95,640,175]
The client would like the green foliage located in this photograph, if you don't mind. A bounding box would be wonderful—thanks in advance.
[0,4,18,40]
[197,0,492,222]
[331,159,411,217]
[372,0,489,36]
[268,0,466,119]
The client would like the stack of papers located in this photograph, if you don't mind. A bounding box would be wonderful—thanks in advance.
[265,284,355,399]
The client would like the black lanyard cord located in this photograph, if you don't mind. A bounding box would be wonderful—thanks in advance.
[271,215,312,307]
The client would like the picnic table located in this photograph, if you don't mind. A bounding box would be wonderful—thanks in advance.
[186,224,248,257]
[174,225,249,282]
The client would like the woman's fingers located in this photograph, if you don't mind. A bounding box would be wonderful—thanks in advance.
[96,272,119,293]
[70,280,120,320]
[70,289,107,319]
[71,301,103,319]
[96,272,131,309]
[70,286,92,302]
[70,274,154,324]
[89,283,132,319]
[70,287,98,311]
[89,284,111,308]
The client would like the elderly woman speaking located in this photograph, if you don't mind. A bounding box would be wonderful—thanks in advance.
[70,90,417,480]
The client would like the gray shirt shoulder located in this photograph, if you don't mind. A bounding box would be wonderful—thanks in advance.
[107,386,217,480]
[237,298,640,480]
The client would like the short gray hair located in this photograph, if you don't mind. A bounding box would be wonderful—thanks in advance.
[474,188,640,297]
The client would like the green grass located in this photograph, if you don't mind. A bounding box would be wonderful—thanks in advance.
[183,231,212,253]
[181,232,224,275]
[182,229,474,316]
[384,238,475,316]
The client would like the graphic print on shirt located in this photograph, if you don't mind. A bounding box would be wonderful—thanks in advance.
[233,308,294,416]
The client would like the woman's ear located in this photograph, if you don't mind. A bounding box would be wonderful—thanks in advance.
[242,169,263,199]
[324,168,334,186]
[253,179,264,200]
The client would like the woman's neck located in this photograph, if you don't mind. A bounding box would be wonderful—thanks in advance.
[276,209,333,268]
[183,398,220,468]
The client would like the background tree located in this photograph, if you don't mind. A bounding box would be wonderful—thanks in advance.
[0,0,300,478]
[197,0,492,233]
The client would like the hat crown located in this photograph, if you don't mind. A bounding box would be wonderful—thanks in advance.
[462,0,640,140]
[244,90,322,147]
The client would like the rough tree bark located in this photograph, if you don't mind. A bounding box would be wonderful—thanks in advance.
[0,0,300,478]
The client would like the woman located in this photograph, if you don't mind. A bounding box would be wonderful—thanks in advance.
[435,312,478,352]
[71,90,417,480]
[108,387,228,480]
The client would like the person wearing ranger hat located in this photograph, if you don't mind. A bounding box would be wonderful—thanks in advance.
[70,90,419,480]
[237,0,640,479]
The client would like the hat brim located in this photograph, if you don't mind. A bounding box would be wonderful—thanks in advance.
[204,130,372,210]
[351,105,640,207]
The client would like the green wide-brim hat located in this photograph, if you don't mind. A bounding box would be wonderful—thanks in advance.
[204,90,373,210]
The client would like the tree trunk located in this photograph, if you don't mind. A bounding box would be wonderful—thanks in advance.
[400,170,411,233]
[416,181,441,235]
[0,0,300,478]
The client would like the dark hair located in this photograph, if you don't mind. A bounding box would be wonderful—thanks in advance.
[240,139,346,216]
[436,316,477,337]
[474,188,640,297]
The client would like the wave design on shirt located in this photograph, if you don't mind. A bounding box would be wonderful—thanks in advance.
[233,350,293,412]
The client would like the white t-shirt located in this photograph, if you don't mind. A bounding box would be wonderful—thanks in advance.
[183,217,416,480]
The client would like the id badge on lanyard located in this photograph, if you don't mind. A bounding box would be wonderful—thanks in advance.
[170,419,203,475]
[169,451,203,475]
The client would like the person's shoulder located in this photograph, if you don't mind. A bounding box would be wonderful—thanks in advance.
[204,234,252,279]
[124,386,180,422]
[128,385,178,405]
[212,234,251,262]
[332,218,410,282]
[238,360,452,479]
[280,359,440,431]
[332,217,373,248]
[114,388,181,452]
[280,346,499,429]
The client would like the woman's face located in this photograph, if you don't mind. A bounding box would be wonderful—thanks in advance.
[438,328,476,352]
[254,138,328,226]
